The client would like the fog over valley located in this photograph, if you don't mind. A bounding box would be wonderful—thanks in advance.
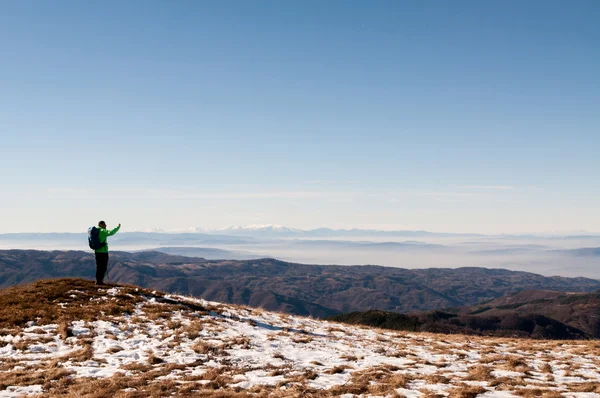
[2,228,599,278]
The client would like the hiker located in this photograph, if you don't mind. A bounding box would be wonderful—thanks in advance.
[93,221,121,285]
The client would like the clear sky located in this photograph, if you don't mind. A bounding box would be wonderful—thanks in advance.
[1,1,599,234]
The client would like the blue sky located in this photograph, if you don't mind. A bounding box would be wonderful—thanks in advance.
[1,1,599,233]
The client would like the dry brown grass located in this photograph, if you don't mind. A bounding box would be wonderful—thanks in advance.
[0,358,20,372]
[196,373,235,391]
[166,335,184,349]
[566,382,600,393]
[324,365,352,374]
[39,370,180,397]
[143,303,175,320]
[147,354,164,364]
[480,354,506,364]
[388,349,411,358]
[106,345,124,354]
[71,344,94,362]
[181,320,204,339]
[54,343,94,363]
[291,336,313,344]
[31,327,49,334]
[466,365,495,381]
[327,366,414,397]
[227,336,251,349]
[514,388,564,397]
[277,369,319,387]
[540,362,553,373]
[57,320,73,341]
[130,315,145,324]
[497,355,533,372]
[268,367,288,377]
[541,392,564,398]
[0,279,161,329]
[425,374,451,384]
[489,376,528,388]
[0,367,74,390]
[328,383,370,396]
[369,373,413,395]
[478,346,498,355]
[266,333,278,341]
[11,339,32,351]
[119,362,153,372]
[188,366,223,380]
[514,389,544,397]
[166,319,182,329]
[191,341,227,355]
[421,393,445,398]
[447,384,487,398]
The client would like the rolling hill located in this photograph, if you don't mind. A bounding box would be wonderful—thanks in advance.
[330,289,600,339]
[1,250,600,319]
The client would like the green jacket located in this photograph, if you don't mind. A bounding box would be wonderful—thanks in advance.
[95,225,121,253]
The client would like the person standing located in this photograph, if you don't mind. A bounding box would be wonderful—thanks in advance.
[94,221,121,285]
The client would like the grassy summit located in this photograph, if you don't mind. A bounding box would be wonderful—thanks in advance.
[0,279,599,397]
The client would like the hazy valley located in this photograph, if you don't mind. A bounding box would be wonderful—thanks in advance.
[2,227,600,278]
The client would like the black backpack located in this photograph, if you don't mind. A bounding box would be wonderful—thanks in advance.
[88,226,106,250]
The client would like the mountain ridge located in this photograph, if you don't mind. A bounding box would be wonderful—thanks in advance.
[330,289,600,339]
[2,249,600,319]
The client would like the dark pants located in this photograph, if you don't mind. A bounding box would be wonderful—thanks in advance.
[95,252,109,283]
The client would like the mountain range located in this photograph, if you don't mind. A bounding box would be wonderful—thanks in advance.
[133,224,473,237]
[3,229,600,281]
[2,249,600,320]
[6,225,600,239]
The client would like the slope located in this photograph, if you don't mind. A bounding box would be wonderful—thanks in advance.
[0,279,599,397]
[330,289,600,339]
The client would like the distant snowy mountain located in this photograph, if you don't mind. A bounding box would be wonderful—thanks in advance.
[121,225,600,239]
[207,226,491,238]
[136,227,165,233]
[216,224,304,235]
[167,226,211,233]
[204,225,464,238]
[134,225,303,235]
[134,226,209,234]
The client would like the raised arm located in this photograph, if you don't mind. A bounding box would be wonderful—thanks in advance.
[107,224,121,236]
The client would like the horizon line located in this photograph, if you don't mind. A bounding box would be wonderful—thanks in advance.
[0,225,599,237]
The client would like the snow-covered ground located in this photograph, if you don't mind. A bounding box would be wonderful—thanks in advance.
[0,284,599,397]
